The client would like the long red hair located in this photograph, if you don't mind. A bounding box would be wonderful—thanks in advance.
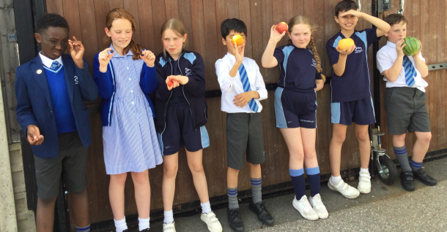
[104,8,142,60]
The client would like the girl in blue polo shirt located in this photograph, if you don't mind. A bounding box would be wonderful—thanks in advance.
[261,15,327,220]
[93,8,162,232]
[154,18,222,232]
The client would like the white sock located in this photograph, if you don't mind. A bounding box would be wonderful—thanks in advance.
[114,217,128,232]
[360,168,369,174]
[201,201,211,214]
[138,217,150,231]
[330,175,342,185]
[164,210,174,224]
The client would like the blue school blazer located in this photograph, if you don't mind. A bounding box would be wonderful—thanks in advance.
[15,54,99,159]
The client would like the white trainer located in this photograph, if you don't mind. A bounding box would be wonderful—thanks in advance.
[292,195,319,221]
[163,222,176,232]
[358,172,371,194]
[200,211,223,232]
[308,194,329,219]
[328,178,360,199]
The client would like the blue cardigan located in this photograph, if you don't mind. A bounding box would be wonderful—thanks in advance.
[93,53,158,126]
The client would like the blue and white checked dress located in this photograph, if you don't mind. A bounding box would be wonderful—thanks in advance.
[103,50,163,175]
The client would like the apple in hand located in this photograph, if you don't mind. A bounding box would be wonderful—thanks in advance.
[276,22,288,34]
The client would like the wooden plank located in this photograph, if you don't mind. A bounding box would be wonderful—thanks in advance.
[427,0,437,150]
[61,0,82,41]
[108,0,124,10]
[46,0,63,16]
[137,0,155,51]
[177,0,193,52]
[124,0,141,44]
[77,0,98,73]
[190,0,206,63]
[202,0,220,91]
[93,0,110,52]
[203,98,227,196]
[238,0,252,60]
[441,0,447,149]
[151,0,167,56]
[165,0,179,19]
[226,0,240,19]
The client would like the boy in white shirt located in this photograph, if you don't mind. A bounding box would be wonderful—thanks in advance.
[215,18,273,231]
[376,14,436,192]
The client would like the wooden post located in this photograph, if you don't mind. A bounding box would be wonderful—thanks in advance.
[0,19,18,232]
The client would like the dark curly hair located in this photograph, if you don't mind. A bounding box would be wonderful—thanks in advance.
[36,13,69,33]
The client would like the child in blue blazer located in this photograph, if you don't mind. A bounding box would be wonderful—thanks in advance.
[15,14,98,232]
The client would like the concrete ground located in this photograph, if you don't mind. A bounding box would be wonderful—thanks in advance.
[145,158,447,232]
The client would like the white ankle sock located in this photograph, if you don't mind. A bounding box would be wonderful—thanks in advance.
[360,168,369,174]
[114,217,127,232]
[138,217,150,231]
[330,175,342,185]
[201,201,211,214]
[164,210,174,224]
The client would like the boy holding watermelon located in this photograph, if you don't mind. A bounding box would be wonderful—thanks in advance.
[325,0,390,199]
[377,14,435,191]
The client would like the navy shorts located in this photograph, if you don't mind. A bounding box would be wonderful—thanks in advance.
[158,104,209,155]
[275,87,317,129]
[331,97,376,125]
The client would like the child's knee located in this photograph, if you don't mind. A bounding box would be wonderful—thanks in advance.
[356,131,369,141]
[393,134,406,143]
[111,173,127,185]
[131,172,149,185]
[38,197,57,206]
[332,133,346,143]
[303,151,317,161]
[227,167,240,175]
[248,163,261,170]
[163,165,178,179]
[188,162,204,174]
[290,152,304,163]
[417,132,432,144]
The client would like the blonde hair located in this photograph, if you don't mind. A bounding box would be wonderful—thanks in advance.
[104,8,142,60]
[160,18,187,58]
[288,15,326,82]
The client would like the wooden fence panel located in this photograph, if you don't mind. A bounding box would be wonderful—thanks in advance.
[41,0,447,224]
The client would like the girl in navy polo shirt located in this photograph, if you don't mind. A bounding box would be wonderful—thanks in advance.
[93,8,162,232]
[261,15,327,220]
[154,18,222,232]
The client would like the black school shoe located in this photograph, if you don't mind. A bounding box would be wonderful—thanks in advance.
[413,168,437,186]
[400,171,415,191]
[227,208,244,231]
[249,202,274,226]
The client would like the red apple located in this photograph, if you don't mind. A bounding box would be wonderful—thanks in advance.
[276,22,288,34]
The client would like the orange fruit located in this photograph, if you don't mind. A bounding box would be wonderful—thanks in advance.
[337,38,355,50]
[232,35,244,46]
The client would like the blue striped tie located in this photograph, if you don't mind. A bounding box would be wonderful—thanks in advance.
[238,64,258,113]
[403,56,416,87]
